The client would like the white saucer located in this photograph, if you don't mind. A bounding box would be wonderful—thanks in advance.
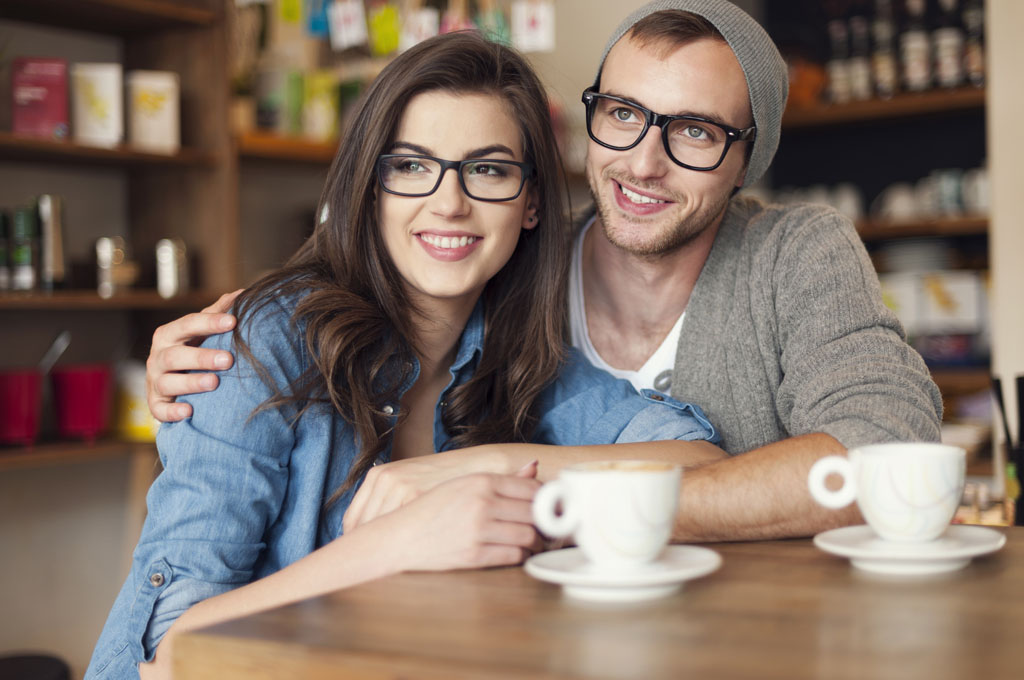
[814,524,1006,576]
[524,545,721,602]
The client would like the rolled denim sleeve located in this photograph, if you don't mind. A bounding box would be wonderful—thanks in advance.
[85,299,306,679]
[533,349,718,446]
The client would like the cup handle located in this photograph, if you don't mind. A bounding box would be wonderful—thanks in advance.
[807,456,857,509]
[532,480,578,538]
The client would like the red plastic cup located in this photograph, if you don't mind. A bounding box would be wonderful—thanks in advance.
[51,363,113,444]
[0,369,43,446]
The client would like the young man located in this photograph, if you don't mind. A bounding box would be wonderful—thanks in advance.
[145,0,941,541]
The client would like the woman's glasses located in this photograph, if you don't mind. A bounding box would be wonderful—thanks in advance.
[377,154,534,202]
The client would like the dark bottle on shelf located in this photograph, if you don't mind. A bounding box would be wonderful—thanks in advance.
[827,17,852,103]
[848,12,874,100]
[11,206,38,291]
[962,0,985,87]
[933,0,966,87]
[900,0,933,92]
[872,0,901,97]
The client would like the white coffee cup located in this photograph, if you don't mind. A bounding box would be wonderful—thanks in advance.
[533,460,681,570]
[808,442,966,542]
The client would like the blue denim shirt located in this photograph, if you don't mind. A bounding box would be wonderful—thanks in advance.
[86,295,716,679]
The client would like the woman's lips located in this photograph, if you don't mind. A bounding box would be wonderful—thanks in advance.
[416,232,482,261]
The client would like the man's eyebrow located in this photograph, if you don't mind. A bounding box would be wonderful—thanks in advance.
[389,142,517,158]
[600,90,729,125]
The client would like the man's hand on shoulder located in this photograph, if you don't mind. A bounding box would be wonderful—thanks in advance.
[147,290,242,422]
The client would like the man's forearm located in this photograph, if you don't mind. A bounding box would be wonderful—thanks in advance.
[673,433,863,542]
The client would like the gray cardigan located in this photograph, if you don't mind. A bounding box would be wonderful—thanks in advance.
[668,196,943,454]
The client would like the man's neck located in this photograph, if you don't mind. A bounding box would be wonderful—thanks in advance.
[581,214,721,371]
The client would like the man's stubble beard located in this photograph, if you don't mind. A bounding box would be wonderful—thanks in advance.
[587,166,731,260]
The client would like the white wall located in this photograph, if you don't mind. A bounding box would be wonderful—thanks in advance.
[987,0,1024,468]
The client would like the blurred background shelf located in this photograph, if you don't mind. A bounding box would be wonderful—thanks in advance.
[783,87,985,129]
[236,132,338,164]
[0,132,217,167]
[0,439,156,473]
[856,216,988,241]
[0,289,219,310]
[0,0,218,33]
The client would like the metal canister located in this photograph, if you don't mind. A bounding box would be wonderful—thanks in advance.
[96,236,127,298]
[155,237,188,299]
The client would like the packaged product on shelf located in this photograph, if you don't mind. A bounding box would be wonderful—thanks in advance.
[11,57,69,140]
[367,1,400,56]
[302,70,340,141]
[399,4,440,52]
[38,194,66,291]
[511,0,555,53]
[255,66,303,135]
[0,211,10,291]
[11,206,38,291]
[70,62,124,148]
[127,70,181,153]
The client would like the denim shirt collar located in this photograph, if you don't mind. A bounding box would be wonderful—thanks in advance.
[449,298,485,376]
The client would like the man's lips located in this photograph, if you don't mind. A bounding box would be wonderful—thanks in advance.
[613,180,673,214]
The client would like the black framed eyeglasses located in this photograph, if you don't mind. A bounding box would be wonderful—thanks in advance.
[581,88,756,172]
[377,154,534,202]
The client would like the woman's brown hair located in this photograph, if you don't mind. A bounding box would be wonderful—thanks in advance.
[232,31,571,502]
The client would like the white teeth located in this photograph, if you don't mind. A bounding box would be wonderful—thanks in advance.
[421,234,476,249]
[619,183,667,205]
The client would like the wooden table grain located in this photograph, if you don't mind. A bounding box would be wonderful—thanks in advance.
[175,528,1023,680]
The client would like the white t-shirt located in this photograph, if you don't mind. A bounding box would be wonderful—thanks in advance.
[568,217,685,393]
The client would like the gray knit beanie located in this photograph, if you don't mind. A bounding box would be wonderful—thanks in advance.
[595,0,788,187]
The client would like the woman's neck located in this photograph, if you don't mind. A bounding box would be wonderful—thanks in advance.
[409,295,477,380]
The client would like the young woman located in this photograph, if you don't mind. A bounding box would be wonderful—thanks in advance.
[86,32,721,680]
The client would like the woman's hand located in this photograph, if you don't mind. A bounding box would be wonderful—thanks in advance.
[342,447,519,533]
[362,471,543,572]
[147,290,242,422]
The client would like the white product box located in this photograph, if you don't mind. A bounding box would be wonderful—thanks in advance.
[71,62,123,148]
[127,70,180,153]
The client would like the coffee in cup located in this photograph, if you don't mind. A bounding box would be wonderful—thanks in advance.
[807,442,965,542]
[532,460,681,570]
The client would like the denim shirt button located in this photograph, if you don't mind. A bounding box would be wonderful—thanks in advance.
[383,405,395,415]
[149,572,165,588]
[649,394,664,401]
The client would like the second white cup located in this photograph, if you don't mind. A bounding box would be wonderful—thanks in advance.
[808,442,966,542]
[533,460,681,571]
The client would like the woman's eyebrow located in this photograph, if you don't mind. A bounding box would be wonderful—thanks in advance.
[389,142,517,158]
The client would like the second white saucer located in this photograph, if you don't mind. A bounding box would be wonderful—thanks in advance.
[813,524,1006,575]
[524,545,722,602]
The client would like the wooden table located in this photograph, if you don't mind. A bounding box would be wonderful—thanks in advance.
[175,528,1024,680]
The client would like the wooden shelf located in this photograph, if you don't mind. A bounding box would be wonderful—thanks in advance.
[857,216,988,242]
[236,132,338,164]
[783,87,985,129]
[0,0,217,34]
[0,289,219,311]
[931,367,991,396]
[0,439,155,473]
[0,132,217,167]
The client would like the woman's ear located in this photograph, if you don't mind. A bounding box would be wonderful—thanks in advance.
[521,189,540,231]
